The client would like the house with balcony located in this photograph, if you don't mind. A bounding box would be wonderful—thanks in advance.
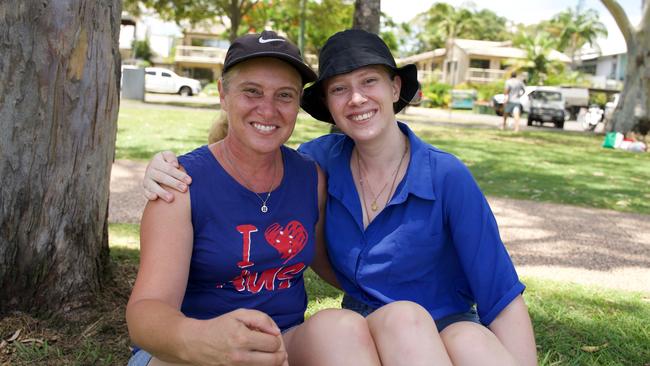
[577,51,626,90]
[398,39,571,85]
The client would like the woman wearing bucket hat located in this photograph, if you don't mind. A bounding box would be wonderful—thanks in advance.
[126,31,386,366]
[297,29,537,365]
[142,29,537,365]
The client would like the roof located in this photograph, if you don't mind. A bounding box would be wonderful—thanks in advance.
[399,38,571,64]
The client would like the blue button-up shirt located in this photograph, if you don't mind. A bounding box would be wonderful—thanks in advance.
[299,122,524,325]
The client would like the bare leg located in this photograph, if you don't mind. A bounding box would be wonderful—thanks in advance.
[441,322,517,366]
[513,107,521,132]
[366,301,452,366]
[501,113,508,130]
[283,309,381,366]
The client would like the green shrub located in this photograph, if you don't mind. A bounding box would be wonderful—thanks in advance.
[202,82,219,97]
[421,82,452,108]
[589,92,608,107]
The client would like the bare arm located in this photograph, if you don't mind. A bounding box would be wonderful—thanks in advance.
[308,165,341,289]
[126,180,287,365]
[488,295,537,366]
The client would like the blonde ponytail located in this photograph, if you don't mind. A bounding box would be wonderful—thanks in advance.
[208,113,228,143]
[207,66,242,144]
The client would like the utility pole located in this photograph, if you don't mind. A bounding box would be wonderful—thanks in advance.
[299,0,306,55]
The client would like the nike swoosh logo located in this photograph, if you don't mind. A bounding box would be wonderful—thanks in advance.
[259,37,286,44]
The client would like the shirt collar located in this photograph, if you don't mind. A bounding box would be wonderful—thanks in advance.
[327,122,436,210]
[393,121,436,203]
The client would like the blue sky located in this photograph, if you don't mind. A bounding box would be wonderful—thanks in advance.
[381,0,643,54]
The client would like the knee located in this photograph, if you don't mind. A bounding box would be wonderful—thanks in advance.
[305,309,374,345]
[371,301,435,332]
[441,322,493,354]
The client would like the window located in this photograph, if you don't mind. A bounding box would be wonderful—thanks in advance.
[145,71,156,76]
[469,59,490,69]
[162,72,172,78]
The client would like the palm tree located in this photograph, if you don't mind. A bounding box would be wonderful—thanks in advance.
[510,32,565,85]
[549,6,608,68]
[423,3,480,85]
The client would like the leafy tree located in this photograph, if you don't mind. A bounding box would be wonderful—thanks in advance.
[258,0,353,54]
[600,0,650,134]
[548,6,608,68]
[132,39,154,64]
[1,1,120,315]
[411,3,510,53]
[123,0,260,42]
[509,31,565,85]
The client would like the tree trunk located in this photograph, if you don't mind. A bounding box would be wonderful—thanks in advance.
[601,0,650,134]
[352,0,380,34]
[0,0,121,316]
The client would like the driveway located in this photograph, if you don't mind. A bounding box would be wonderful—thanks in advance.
[109,160,650,295]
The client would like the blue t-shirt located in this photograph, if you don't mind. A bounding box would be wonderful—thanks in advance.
[178,145,318,331]
[298,122,524,326]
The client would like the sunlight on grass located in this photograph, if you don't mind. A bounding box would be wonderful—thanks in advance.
[117,107,650,214]
[108,223,650,364]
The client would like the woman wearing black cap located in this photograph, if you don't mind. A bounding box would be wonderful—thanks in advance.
[126,31,384,366]
[143,29,537,365]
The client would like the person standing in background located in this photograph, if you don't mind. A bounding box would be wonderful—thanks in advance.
[502,71,526,132]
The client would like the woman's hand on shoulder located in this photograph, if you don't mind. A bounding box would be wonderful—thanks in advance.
[143,151,192,202]
[183,309,288,366]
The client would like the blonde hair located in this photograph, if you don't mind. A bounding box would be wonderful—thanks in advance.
[208,67,240,143]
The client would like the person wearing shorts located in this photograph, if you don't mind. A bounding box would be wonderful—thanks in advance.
[502,71,526,132]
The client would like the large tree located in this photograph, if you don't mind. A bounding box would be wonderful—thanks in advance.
[601,0,650,134]
[548,6,608,68]
[0,1,120,316]
[126,0,260,42]
[255,0,354,54]
[411,3,509,53]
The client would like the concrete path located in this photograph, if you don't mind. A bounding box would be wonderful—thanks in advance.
[109,160,650,295]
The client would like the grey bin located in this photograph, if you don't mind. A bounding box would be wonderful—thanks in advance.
[121,67,145,101]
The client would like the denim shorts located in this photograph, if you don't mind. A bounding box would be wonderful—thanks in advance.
[127,349,152,366]
[341,294,481,332]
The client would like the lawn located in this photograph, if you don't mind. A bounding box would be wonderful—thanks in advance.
[7,104,640,364]
[3,225,648,365]
[116,104,650,214]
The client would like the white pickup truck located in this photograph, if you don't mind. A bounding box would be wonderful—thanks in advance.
[144,67,201,96]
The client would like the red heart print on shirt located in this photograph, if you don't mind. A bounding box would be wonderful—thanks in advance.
[264,221,308,263]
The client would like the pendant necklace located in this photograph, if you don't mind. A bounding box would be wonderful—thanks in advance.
[357,135,409,223]
[222,143,277,213]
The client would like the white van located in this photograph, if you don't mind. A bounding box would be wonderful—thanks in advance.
[144,67,201,96]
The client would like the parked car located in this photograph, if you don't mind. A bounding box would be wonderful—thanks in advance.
[491,87,534,116]
[526,88,566,129]
[144,67,201,96]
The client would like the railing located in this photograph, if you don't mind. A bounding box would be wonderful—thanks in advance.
[417,70,444,83]
[466,68,506,83]
[175,45,228,64]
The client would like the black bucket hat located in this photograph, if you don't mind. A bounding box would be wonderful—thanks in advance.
[301,29,419,123]
[224,30,317,85]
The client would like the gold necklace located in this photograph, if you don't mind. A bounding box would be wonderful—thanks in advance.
[357,158,390,212]
[222,143,277,213]
[357,135,409,223]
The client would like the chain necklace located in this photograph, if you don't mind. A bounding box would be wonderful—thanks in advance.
[357,135,409,224]
[222,143,278,213]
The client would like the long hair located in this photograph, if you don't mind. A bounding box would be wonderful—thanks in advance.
[207,67,240,144]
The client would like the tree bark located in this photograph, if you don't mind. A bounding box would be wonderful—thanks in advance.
[352,0,380,34]
[0,0,121,316]
[601,0,650,134]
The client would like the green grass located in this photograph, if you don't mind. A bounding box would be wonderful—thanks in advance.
[117,106,650,214]
[102,225,650,365]
[116,104,217,160]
